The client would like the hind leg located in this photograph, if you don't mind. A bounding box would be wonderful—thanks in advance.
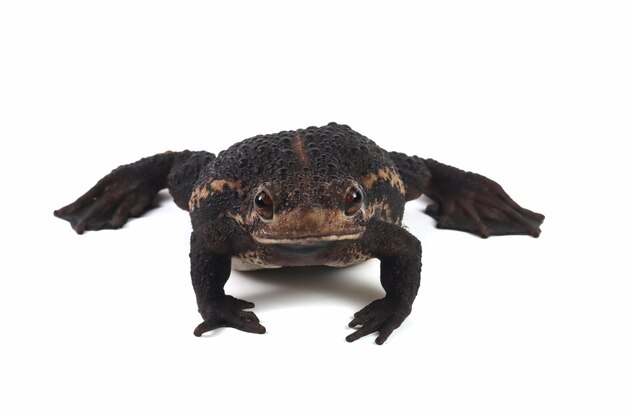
[422,159,544,238]
[54,150,214,234]
[390,152,544,238]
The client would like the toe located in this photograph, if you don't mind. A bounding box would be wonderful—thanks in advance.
[194,320,221,337]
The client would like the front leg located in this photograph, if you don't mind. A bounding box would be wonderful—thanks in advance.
[347,222,421,345]
[190,224,266,337]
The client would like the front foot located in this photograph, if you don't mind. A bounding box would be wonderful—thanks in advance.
[194,295,266,337]
[347,297,411,345]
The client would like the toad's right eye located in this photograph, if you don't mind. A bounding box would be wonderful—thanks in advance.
[254,190,274,220]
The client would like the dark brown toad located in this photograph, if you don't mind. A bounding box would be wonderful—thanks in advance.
[54,122,544,344]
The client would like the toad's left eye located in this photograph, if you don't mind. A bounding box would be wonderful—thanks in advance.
[344,187,363,216]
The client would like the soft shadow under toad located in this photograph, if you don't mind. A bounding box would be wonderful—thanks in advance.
[235,263,384,310]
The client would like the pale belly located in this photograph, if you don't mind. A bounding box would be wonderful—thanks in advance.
[230,242,372,271]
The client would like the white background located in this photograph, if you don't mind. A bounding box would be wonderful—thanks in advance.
[1,1,624,416]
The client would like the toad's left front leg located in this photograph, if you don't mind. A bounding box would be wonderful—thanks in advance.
[347,222,422,345]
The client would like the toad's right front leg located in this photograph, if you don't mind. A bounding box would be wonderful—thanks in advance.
[190,222,266,337]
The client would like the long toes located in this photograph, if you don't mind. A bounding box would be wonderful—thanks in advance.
[194,320,221,337]
[375,322,398,345]
[346,320,382,343]
[512,205,545,223]
[237,310,260,323]
[529,211,545,223]
[354,304,375,318]
[54,181,109,217]
[376,316,404,345]
[194,312,266,336]
[459,202,490,238]
[75,195,123,234]
[529,225,541,237]
[435,200,456,227]
[517,213,543,237]
[496,190,545,223]
[226,296,255,310]
[470,202,538,237]
[425,202,440,217]
[111,198,133,229]
[229,318,266,334]
[129,193,152,217]
[348,315,371,328]
[53,208,68,218]
[499,205,543,237]
[346,327,375,343]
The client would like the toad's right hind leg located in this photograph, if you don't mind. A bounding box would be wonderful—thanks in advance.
[54,150,215,234]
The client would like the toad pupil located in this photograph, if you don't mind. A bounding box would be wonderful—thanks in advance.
[54,122,544,345]
[345,188,362,215]
[255,191,272,209]
[254,191,274,220]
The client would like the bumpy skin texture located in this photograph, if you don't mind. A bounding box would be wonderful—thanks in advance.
[55,122,544,344]
[168,150,216,210]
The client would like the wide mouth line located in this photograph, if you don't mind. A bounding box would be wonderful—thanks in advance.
[253,233,362,245]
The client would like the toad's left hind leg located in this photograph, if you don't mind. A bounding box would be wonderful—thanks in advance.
[54,150,214,234]
[390,152,545,238]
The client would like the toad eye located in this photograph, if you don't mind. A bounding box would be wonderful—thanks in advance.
[254,190,274,220]
[344,187,363,216]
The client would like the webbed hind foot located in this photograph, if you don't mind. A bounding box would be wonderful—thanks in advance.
[424,160,544,238]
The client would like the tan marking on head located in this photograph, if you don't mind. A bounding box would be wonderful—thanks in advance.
[365,199,400,225]
[189,183,209,212]
[291,132,309,167]
[188,179,243,212]
[209,179,241,193]
[360,167,406,194]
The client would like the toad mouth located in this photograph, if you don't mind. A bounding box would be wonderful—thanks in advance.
[253,233,362,245]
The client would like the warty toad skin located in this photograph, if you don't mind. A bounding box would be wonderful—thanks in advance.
[55,122,544,344]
